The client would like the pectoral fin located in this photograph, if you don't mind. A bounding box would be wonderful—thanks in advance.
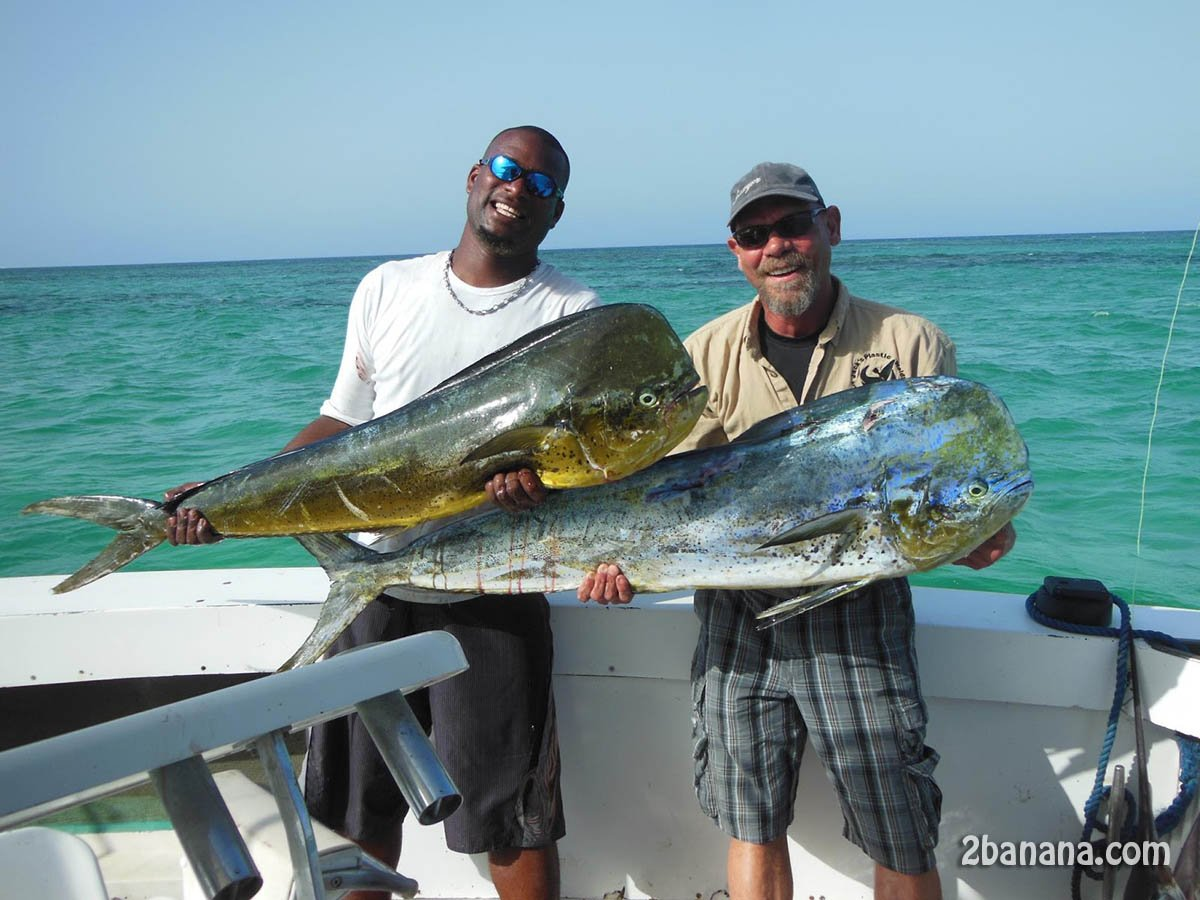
[754,577,875,628]
[461,426,565,464]
[757,509,864,550]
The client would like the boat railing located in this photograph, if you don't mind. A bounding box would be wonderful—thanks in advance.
[0,631,469,899]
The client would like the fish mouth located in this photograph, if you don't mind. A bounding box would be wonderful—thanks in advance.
[662,384,707,415]
[993,476,1034,517]
[1002,476,1035,497]
[668,373,704,405]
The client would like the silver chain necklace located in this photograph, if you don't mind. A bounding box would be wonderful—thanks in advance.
[444,251,542,316]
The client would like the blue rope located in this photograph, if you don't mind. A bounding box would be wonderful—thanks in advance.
[1026,592,1196,652]
[1158,733,1200,836]
[1026,591,1200,897]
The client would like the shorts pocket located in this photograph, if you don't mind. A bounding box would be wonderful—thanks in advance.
[691,672,714,817]
[892,699,942,851]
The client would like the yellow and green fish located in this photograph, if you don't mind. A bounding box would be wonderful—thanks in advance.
[26,303,707,594]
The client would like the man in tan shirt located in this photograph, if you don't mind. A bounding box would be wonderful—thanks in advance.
[582,162,1013,900]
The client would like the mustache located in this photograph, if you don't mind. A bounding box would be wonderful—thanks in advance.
[761,255,811,276]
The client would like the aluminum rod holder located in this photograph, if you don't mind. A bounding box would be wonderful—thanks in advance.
[355,690,462,825]
[149,755,262,900]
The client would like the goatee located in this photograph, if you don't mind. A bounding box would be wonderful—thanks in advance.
[472,221,521,257]
[760,267,818,318]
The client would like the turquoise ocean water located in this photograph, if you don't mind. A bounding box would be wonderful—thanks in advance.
[2,232,1197,609]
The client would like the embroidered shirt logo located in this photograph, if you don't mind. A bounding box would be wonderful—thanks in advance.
[851,352,905,386]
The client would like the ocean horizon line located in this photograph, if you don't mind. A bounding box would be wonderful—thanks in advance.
[2,227,1193,274]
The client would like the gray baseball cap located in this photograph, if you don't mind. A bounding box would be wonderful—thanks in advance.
[728,162,824,227]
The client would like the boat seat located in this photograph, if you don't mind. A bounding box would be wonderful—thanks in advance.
[0,826,110,900]
[180,769,418,899]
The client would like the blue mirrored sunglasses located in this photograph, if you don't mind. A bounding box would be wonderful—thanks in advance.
[479,155,564,199]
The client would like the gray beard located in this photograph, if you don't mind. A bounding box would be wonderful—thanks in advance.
[760,269,818,318]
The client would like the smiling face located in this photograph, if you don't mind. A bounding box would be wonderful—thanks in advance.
[466,128,567,258]
[728,198,842,328]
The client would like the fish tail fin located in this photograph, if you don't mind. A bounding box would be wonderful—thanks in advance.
[277,577,379,671]
[280,533,385,671]
[23,495,167,593]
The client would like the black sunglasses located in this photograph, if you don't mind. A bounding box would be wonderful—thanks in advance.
[478,155,564,199]
[731,208,826,250]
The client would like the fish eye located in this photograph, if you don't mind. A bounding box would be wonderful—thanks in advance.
[967,480,989,499]
[638,391,659,407]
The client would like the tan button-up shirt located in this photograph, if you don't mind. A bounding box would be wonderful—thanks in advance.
[675,278,957,452]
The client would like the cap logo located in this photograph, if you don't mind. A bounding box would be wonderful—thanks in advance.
[733,177,761,202]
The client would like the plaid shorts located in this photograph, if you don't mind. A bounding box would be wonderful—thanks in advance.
[691,578,941,875]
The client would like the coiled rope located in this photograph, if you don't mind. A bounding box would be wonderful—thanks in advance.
[1026,590,1200,897]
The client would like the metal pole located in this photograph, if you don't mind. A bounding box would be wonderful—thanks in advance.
[149,755,262,900]
[255,729,324,900]
[355,690,462,825]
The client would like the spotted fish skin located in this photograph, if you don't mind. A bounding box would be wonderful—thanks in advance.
[286,376,1032,666]
[25,304,707,594]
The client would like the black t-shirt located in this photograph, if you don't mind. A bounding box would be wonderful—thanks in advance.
[753,310,826,600]
[759,311,819,403]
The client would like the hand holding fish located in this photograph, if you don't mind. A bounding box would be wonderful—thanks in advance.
[164,417,349,547]
[485,468,547,513]
[576,563,633,605]
[164,484,222,546]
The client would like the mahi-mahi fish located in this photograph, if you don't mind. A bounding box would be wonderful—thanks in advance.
[25,303,707,593]
[284,376,1032,668]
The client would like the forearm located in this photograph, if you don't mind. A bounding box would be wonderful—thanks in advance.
[281,415,351,453]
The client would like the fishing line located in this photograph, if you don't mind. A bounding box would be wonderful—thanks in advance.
[1132,220,1199,603]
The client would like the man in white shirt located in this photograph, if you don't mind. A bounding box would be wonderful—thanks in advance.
[167,125,605,900]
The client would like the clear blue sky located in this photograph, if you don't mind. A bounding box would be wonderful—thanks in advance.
[2,1,1197,268]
